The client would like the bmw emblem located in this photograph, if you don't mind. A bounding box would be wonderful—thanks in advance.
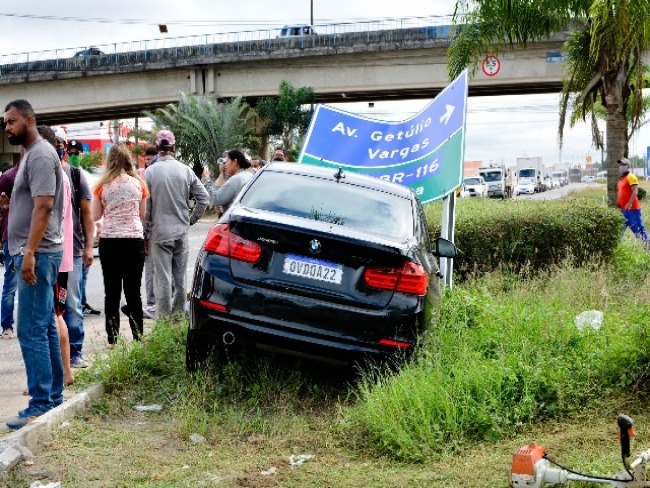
[309,239,321,255]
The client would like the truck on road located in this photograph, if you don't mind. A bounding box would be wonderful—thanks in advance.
[516,157,547,194]
[569,167,582,183]
[478,166,513,199]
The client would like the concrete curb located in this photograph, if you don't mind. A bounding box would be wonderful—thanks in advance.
[0,383,104,477]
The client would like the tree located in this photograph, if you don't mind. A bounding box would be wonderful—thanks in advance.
[447,0,650,206]
[145,93,254,178]
[256,81,315,158]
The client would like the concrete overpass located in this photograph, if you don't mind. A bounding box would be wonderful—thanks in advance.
[0,24,569,126]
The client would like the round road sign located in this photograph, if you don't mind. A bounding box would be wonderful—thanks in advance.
[482,55,501,77]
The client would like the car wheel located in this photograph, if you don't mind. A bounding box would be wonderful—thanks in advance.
[186,327,217,372]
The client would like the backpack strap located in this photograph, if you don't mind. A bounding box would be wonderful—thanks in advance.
[71,167,82,210]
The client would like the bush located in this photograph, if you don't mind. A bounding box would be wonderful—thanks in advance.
[426,199,623,279]
[638,186,646,200]
[344,247,650,460]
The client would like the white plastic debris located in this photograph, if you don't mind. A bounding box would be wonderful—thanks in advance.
[30,482,61,488]
[261,467,277,476]
[182,465,190,470]
[189,433,205,443]
[59,421,70,429]
[288,454,314,467]
[575,310,604,331]
[133,404,163,412]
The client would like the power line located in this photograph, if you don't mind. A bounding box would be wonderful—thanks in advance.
[0,12,453,27]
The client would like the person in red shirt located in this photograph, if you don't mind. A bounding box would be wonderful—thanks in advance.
[617,158,649,247]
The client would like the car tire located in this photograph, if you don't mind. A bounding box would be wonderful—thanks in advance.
[185,327,217,372]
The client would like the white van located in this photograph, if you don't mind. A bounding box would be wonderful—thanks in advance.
[279,25,317,37]
[463,176,488,197]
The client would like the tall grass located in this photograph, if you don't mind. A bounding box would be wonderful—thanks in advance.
[89,319,351,442]
[344,239,650,461]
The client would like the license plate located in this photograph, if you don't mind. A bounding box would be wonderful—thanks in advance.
[282,254,343,284]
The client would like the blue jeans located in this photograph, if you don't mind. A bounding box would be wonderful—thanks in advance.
[80,262,89,305]
[63,256,85,359]
[622,209,650,245]
[1,241,17,331]
[15,251,63,413]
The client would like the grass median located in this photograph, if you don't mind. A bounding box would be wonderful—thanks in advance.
[6,185,650,487]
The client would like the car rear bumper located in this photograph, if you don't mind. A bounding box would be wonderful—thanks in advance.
[189,255,431,363]
[190,298,419,364]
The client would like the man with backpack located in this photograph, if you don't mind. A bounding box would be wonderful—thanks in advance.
[53,131,95,368]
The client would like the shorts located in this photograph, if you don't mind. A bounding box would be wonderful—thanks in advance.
[53,272,68,317]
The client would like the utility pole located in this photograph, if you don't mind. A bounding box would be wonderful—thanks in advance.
[112,120,119,144]
[310,0,314,25]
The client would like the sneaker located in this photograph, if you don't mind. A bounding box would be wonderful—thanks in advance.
[70,356,89,369]
[142,308,153,319]
[82,303,101,316]
[6,407,47,430]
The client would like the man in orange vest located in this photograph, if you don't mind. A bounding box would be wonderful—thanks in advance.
[617,158,649,247]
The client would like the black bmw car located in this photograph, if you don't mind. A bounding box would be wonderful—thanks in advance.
[187,162,456,370]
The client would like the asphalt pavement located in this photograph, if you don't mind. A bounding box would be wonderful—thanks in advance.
[0,218,214,433]
[516,181,588,200]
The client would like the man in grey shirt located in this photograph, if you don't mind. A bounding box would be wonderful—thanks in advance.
[3,99,65,430]
[144,130,209,318]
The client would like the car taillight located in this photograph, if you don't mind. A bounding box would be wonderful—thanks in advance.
[379,338,412,349]
[203,224,261,263]
[199,299,227,312]
[363,261,428,296]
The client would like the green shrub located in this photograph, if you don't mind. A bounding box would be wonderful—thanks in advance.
[426,199,623,279]
[609,235,650,281]
[78,150,104,170]
[344,253,650,461]
[638,186,647,200]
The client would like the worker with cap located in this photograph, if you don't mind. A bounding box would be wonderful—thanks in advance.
[143,129,209,318]
[617,158,650,247]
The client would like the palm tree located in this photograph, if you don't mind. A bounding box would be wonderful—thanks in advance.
[448,0,650,206]
[146,93,254,178]
[256,80,315,157]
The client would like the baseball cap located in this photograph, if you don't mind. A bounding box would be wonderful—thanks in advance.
[52,126,67,143]
[156,129,175,147]
[67,139,83,152]
[617,158,631,166]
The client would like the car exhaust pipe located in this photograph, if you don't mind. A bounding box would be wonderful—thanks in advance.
[222,331,235,346]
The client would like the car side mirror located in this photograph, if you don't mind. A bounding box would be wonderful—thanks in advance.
[435,237,457,258]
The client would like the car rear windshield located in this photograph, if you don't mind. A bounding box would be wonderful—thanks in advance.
[464,178,481,185]
[239,171,413,239]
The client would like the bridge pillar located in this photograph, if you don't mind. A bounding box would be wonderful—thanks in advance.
[206,69,216,95]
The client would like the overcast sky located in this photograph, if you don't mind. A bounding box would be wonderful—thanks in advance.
[1,0,644,168]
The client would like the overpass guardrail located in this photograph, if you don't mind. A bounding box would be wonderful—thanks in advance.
[0,15,461,77]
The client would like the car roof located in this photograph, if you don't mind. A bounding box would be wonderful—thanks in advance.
[262,162,414,198]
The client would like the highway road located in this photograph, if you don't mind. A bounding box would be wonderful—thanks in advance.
[0,217,215,432]
[518,182,590,200]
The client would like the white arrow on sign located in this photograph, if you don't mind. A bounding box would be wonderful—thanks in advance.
[439,104,455,125]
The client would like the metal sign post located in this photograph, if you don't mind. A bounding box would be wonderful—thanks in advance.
[440,192,457,289]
